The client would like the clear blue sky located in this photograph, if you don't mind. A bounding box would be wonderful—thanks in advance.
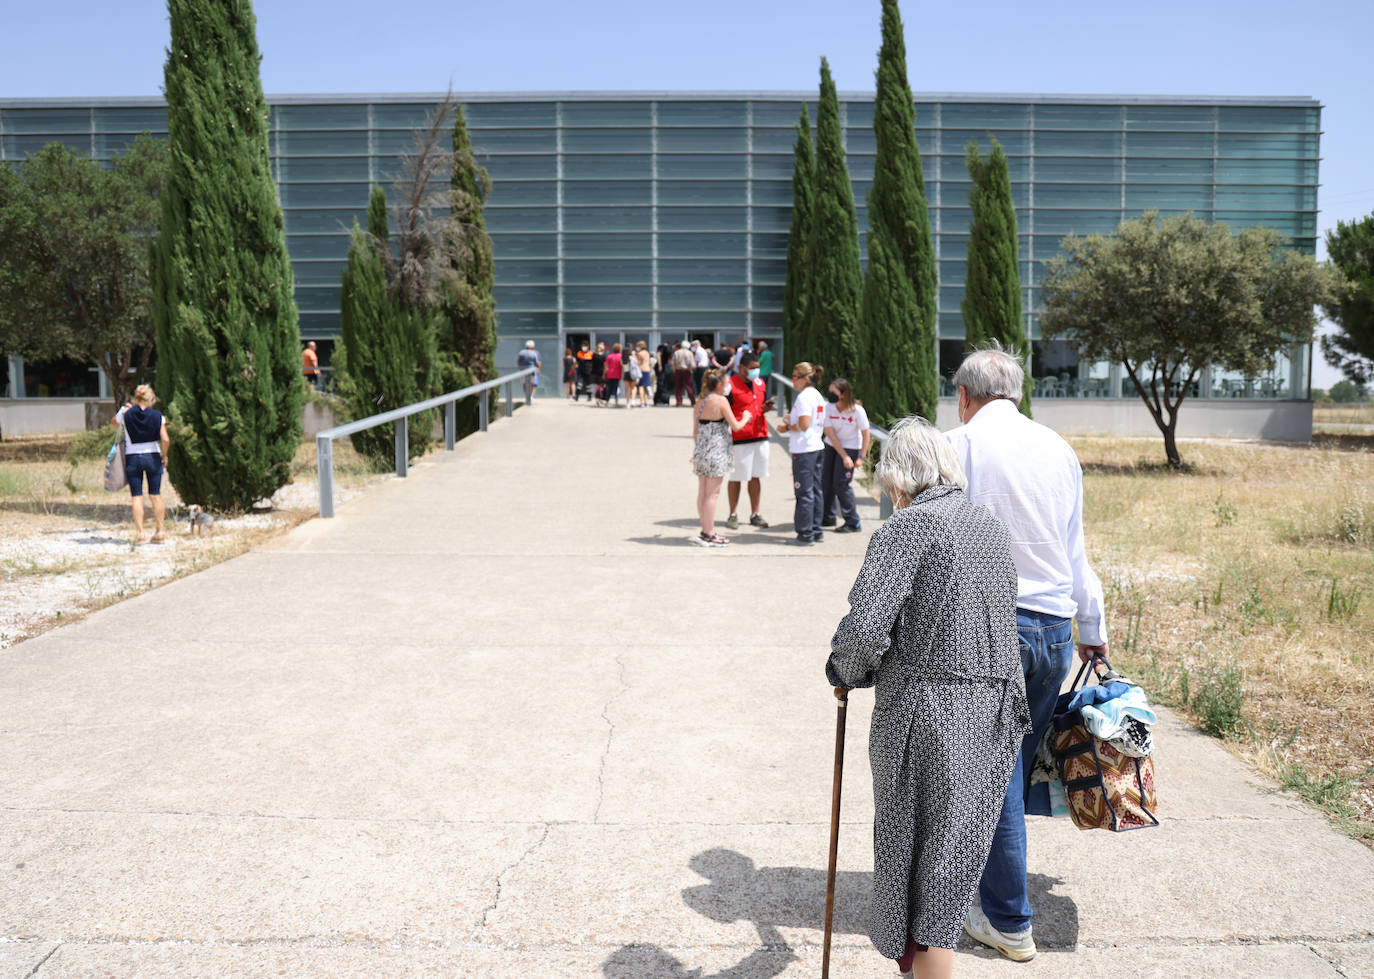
[4,0,1369,386]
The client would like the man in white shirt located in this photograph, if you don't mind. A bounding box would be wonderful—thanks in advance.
[691,340,710,399]
[944,345,1108,963]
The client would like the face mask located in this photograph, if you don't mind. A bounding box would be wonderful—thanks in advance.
[581,346,588,352]
[825,391,840,404]
[746,368,760,382]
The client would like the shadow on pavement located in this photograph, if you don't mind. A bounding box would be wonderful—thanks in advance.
[601,849,1079,976]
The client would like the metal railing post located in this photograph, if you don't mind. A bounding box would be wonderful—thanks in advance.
[445,402,456,450]
[524,372,532,406]
[316,434,335,519]
[479,392,489,432]
[395,416,409,477]
[504,381,513,418]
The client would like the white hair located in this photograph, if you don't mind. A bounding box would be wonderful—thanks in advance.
[874,416,968,502]
[525,340,535,349]
[952,340,1026,404]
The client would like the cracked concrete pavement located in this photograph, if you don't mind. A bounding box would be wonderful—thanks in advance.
[2,399,1373,977]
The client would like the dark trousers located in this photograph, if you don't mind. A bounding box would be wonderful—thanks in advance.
[674,368,695,405]
[821,444,861,528]
[692,366,706,397]
[791,449,824,542]
[576,371,591,400]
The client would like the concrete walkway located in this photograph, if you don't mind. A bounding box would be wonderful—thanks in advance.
[2,399,1372,978]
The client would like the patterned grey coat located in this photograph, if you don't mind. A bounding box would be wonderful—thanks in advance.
[826,485,1031,957]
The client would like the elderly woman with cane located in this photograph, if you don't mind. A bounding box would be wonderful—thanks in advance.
[824,417,1030,979]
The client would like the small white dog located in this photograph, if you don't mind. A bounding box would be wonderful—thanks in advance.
[186,505,216,537]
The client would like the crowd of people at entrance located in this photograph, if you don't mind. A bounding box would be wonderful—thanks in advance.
[562,337,774,408]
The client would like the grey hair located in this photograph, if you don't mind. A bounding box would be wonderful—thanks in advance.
[525,339,536,349]
[952,339,1026,404]
[874,416,968,501]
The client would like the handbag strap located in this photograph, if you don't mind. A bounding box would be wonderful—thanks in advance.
[1069,653,1112,692]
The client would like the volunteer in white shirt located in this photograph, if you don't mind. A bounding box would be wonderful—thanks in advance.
[774,361,827,545]
[821,377,871,533]
[944,344,1108,964]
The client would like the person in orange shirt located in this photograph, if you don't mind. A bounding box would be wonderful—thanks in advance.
[302,341,320,390]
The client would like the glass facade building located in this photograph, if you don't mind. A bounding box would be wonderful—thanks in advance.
[1,92,1320,399]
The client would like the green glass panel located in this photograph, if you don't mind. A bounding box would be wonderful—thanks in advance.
[469,129,556,153]
[563,128,651,153]
[658,207,747,232]
[658,154,747,178]
[938,312,966,339]
[557,101,649,127]
[659,285,748,309]
[563,259,652,283]
[939,260,967,286]
[942,206,973,228]
[847,155,875,180]
[495,285,558,308]
[657,180,747,205]
[941,103,1030,128]
[658,260,745,284]
[297,310,340,337]
[750,102,818,127]
[499,311,560,334]
[752,285,784,308]
[1033,131,1121,156]
[563,180,651,205]
[658,310,748,329]
[95,132,165,158]
[564,285,652,309]
[1218,106,1318,133]
[564,207,651,231]
[292,259,346,285]
[1125,132,1213,157]
[372,130,418,155]
[1125,185,1212,209]
[564,311,652,329]
[1214,159,1314,184]
[279,156,370,181]
[1035,210,1123,235]
[495,260,559,285]
[940,235,968,260]
[656,128,748,152]
[3,133,88,158]
[1217,133,1318,158]
[1125,158,1211,183]
[1124,105,1214,131]
[657,102,747,126]
[843,102,875,128]
[485,206,558,232]
[564,155,650,178]
[750,206,791,233]
[750,127,802,152]
[750,180,792,206]
[491,234,559,258]
[659,234,748,258]
[1215,211,1309,236]
[490,180,557,206]
[944,130,1030,154]
[1033,184,1120,207]
[938,285,965,312]
[485,155,557,180]
[845,130,877,154]
[1032,104,1121,129]
[295,283,342,312]
[285,235,349,261]
[276,104,368,130]
[1215,185,1315,209]
[370,103,440,129]
[1031,237,1069,260]
[93,106,167,133]
[283,208,365,234]
[1033,157,1120,182]
[278,182,370,207]
[463,102,557,127]
[562,233,651,257]
[752,258,787,283]
[280,130,369,155]
[2,108,89,133]
[749,154,797,179]
[751,233,789,256]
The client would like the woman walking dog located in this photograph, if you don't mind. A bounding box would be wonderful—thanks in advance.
[112,384,171,545]
[826,417,1030,979]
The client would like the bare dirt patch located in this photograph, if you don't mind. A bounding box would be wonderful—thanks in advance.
[0,433,387,648]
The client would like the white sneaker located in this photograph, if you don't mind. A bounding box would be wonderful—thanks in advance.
[963,904,1036,962]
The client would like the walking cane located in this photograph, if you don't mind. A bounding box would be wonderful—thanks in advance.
[822,685,849,979]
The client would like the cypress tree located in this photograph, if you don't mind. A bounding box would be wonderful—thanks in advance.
[440,104,498,438]
[782,104,815,368]
[964,137,1032,414]
[860,0,938,424]
[807,58,863,381]
[337,186,437,466]
[153,0,303,511]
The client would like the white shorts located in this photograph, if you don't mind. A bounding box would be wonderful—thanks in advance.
[731,441,770,481]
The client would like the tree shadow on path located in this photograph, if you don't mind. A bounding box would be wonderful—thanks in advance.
[601,848,1078,977]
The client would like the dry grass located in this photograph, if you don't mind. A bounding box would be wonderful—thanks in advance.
[1314,403,1374,435]
[0,433,388,649]
[1075,436,1374,840]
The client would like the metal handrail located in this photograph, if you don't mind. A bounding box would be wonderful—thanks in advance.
[315,366,536,518]
[769,373,893,519]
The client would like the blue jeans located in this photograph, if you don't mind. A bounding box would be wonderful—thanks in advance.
[791,449,823,541]
[978,608,1074,934]
[125,452,164,497]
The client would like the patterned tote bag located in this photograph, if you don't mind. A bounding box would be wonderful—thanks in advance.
[1049,658,1160,832]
